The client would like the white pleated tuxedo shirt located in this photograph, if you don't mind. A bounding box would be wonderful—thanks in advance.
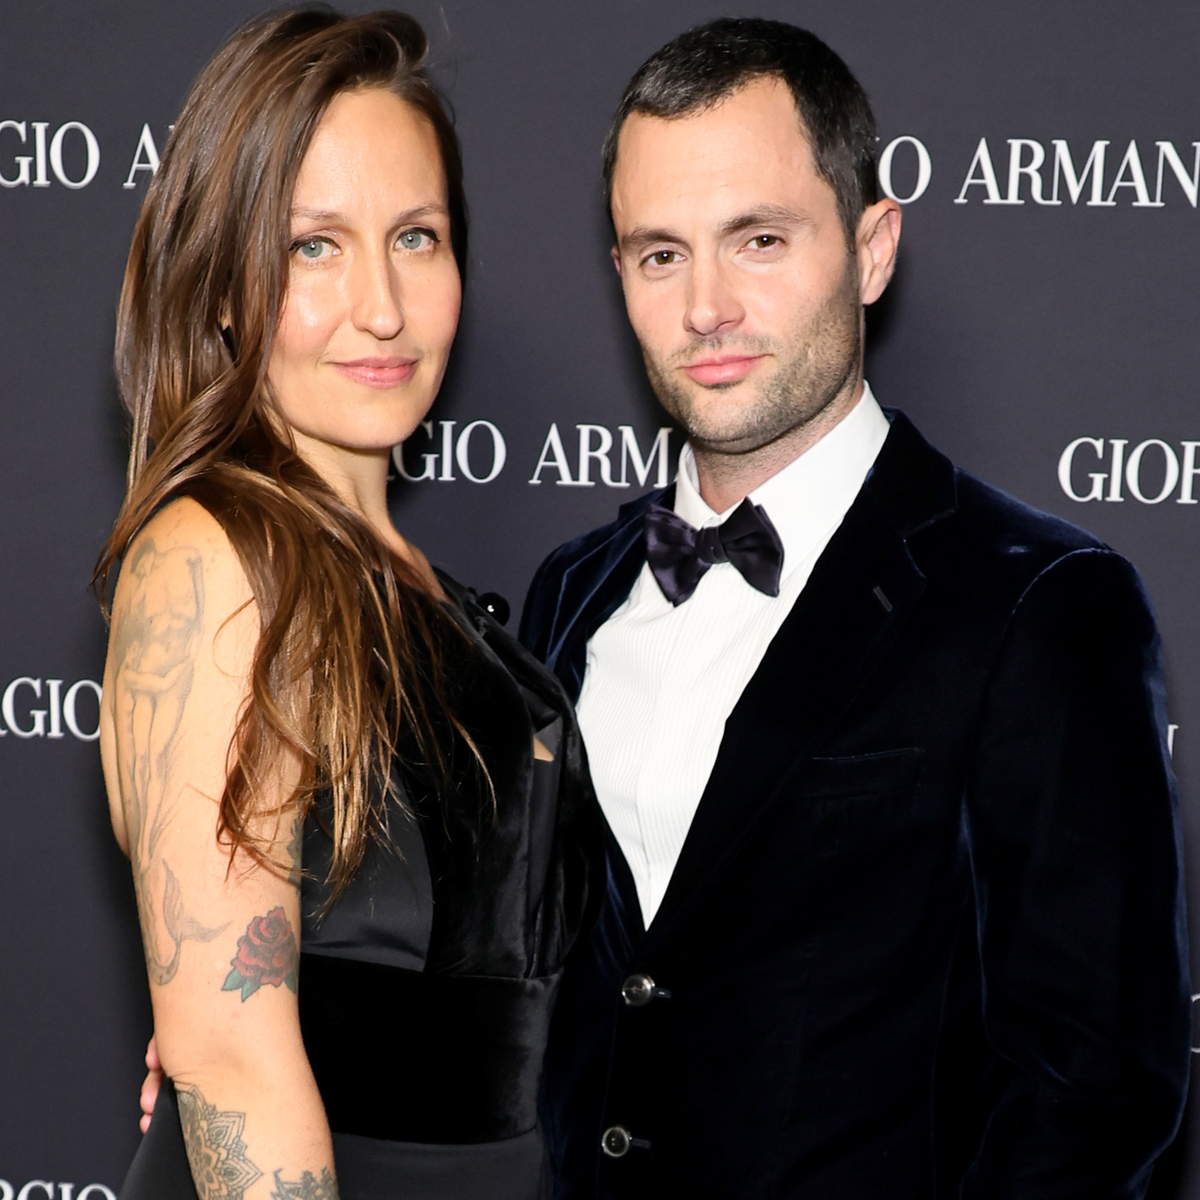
[575,385,891,925]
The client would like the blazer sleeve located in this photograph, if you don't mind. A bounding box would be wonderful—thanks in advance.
[518,547,565,661]
[963,547,1190,1198]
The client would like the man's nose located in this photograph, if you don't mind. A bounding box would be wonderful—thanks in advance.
[683,255,744,338]
[351,249,404,339]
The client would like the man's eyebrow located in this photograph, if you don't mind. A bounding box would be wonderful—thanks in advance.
[716,205,812,236]
[619,206,814,253]
[618,225,685,254]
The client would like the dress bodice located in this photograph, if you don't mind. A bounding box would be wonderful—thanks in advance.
[296,574,602,1152]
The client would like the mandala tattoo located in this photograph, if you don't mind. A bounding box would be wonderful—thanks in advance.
[271,1168,339,1200]
[178,1085,264,1200]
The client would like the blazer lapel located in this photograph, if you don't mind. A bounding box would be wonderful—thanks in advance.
[644,413,958,946]
[530,488,672,943]
[544,487,669,703]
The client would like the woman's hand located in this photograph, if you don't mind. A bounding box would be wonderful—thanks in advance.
[140,1035,162,1133]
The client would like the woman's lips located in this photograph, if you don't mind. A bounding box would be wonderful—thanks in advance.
[331,357,417,387]
[680,354,766,386]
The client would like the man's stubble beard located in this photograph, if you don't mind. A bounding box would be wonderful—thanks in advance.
[640,253,862,459]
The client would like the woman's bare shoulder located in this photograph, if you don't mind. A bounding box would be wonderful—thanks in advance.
[117,498,248,595]
[111,497,258,635]
[106,496,259,699]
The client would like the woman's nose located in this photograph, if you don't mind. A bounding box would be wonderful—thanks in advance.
[351,251,404,339]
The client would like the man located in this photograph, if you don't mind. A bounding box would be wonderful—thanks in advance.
[520,18,1190,1199]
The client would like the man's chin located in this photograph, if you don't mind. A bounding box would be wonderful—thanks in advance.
[685,426,786,457]
[671,398,776,453]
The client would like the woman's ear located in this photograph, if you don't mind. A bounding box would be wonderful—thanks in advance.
[218,301,236,359]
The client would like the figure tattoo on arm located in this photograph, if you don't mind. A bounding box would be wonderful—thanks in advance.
[178,1086,339,1200]
[111,539,226,984]
[286,818,303,888]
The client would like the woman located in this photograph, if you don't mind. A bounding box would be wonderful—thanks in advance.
[97,10,599,1199]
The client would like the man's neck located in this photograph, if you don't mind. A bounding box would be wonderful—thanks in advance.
[692,377,865,514]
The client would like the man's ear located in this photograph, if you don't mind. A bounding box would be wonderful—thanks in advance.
[856,197,902,306]
[611,244,623,276]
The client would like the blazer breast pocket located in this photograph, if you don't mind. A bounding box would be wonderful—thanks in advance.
[799,747,925,802]
[790,748,933,907]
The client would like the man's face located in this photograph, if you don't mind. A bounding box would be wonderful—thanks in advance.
[609,77,868,457]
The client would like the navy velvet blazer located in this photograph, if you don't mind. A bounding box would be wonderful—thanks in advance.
[519,411,1190,1200]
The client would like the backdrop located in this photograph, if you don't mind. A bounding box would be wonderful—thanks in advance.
[2,1,1198,1195]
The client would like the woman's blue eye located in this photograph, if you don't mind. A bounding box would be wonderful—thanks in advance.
[399,229,435,250]
[296,238,325,259]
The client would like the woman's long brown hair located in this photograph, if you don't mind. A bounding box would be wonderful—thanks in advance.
[95,8,477,898]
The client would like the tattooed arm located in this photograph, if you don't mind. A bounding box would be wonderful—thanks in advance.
[99,499,338,1200]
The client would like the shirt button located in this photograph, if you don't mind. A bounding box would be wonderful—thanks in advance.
[621,973,658,1007]
[601,1125,633,1158]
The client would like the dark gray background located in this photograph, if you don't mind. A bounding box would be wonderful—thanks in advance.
[2,1,1198,1194]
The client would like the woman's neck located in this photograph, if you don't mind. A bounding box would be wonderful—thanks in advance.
[291,435,427,575]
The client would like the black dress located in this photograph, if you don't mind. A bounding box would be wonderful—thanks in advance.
[119,576,602,1200]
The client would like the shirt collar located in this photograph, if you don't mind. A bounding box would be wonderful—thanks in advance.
[673,382,890,582]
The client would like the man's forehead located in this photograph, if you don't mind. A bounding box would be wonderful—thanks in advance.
[614,80,815,188]
[618,78,811,158]
[610,78,827,227]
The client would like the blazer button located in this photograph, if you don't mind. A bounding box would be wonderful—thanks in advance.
[621,972,663,1006]
[601,1125,633,1158]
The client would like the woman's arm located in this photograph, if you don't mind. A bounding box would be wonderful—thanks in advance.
[100,498,337,1200]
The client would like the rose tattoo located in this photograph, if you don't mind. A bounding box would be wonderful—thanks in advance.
[222,907,298,1001]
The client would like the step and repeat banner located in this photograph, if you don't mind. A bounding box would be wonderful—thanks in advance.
[2,1,1198,1195]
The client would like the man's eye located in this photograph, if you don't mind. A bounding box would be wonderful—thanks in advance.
[750,235,779,249]
[648,250,678,266]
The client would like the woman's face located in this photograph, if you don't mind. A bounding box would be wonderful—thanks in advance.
[267,87,461,476]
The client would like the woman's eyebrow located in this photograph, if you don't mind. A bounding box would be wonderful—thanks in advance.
[290,202,449,226]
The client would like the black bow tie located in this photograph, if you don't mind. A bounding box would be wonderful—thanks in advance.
[644,499,784,606]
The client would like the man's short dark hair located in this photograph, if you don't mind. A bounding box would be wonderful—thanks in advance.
[602,18,879,241]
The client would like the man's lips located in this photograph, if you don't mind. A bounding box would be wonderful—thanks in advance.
[331,356,418,387]
[679,354,766,386]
